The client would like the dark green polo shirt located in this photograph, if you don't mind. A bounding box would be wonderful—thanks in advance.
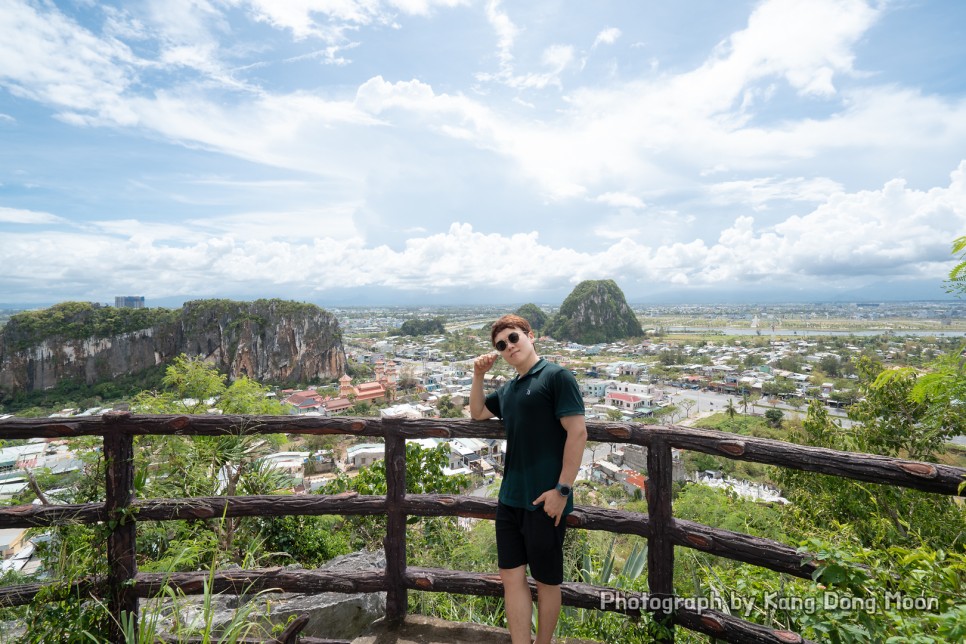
[485,358,585,514]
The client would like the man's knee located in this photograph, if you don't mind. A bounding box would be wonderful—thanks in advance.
[534,580,561,593]
[500,565,528,584]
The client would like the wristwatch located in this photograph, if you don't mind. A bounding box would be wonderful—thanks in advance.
[555,483,572,497]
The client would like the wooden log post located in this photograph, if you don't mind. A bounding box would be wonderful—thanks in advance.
[104,421,138,643]
[384,428,407,624]
[647,437,675,643]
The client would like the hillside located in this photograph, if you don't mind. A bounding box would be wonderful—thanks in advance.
[0,299,347,396]
[543,280,643,344]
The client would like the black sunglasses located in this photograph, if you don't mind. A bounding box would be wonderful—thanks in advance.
[494,332,522,352]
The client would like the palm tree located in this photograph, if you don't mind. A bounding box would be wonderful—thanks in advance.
[724,398,738,420]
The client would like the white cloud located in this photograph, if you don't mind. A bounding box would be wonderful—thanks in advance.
[0,1,138,122]
[3,163,962,300]
[0,0,963,303]
[594,192,646,209]
[592,27,621,49]
[708,177,844,210]
[242,0,467,53]
[0,207,67,225]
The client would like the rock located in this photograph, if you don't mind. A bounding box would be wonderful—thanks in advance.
[139,550,387,641]
[0,299,347,395]
[543,280,643,344]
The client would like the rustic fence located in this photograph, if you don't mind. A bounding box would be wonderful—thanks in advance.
[0,413,963,644]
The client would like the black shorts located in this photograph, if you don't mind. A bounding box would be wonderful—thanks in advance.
[495,501,567,585]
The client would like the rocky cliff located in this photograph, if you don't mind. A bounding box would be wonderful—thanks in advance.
[0,299,347,395]
[544,280,643,344]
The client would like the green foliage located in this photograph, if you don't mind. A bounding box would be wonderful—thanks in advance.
[945,235,966,296]
[256,514,352,567]
[9,582,112,643]
[762,376,798,398]
[393,317,446,336]
[777,401,965,551]
[514,303,548,331]
[543,279,643,344]
[131,355,284,416]
[764,408,784,428]
[1,302,178,351]
[325,442,470,550]
[669,484,788,542]
[1,364,166,413]
[436,394,465,418]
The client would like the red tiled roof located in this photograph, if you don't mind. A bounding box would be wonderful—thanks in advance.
[607,393,644,403]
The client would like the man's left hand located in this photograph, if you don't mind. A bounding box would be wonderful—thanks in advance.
[533,489,567,526]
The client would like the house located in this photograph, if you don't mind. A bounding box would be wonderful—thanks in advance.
[346,443,386,469]
[281,389,326,414]
[0,527,29,559]
[380,403,435,419]
[580,379,619,399]
[260,452,310,479]
[592,460,621,483]
[604,392,649,412]
[323,397,352,414]
[622,472,647,497]
[0,443,45,473]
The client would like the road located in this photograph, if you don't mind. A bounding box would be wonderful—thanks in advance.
[663,387,854,428]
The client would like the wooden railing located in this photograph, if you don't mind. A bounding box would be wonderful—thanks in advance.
[0,412,963,644]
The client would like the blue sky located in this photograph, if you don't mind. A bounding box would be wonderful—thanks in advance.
[1,0,965,307]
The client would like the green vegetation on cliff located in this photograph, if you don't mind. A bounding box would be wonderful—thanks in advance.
[392,317,446,336]
[544,279,643,344]
[514,303,548,331]
[2,302,177,351]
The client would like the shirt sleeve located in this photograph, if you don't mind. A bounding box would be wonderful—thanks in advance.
[553,368,585,418]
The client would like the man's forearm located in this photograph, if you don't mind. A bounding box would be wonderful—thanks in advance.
[469,374,487,419]
[558,421,587,486]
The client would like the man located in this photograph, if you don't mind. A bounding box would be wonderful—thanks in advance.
[470,314,588,644]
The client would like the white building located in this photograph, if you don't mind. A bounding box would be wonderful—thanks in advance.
[346,443,386,469]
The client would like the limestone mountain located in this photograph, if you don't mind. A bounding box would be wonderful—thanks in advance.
[543,280,643,344]
[0,299,347,396]
[514,303,548,331]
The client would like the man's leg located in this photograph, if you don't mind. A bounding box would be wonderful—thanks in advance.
[534,580,561,644]
[500,565,533,644]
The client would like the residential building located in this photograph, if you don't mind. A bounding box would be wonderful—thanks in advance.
[0,527,29,559]
[604,392,649,412]
[346,443,385,469]
[114,296,145,309]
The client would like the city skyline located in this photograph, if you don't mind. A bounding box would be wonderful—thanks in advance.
[1,1,965,305]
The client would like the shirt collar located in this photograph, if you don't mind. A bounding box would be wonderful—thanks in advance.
[515,357,546,381]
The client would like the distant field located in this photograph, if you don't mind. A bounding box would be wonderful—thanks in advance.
[639,315,966,335]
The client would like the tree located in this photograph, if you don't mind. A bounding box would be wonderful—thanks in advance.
[132,354,226,414]
[678,398,697,418]
[945,235,966,295]
[130,356,295,561]
[437,395,465,418]
[778,374,965,551]
[764,408,784,428]
[326,443,469,549]
[818,355,841,377]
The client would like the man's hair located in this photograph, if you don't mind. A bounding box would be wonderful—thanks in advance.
[490,314,532,346]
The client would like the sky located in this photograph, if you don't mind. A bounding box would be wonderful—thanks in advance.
[1,0,965,308]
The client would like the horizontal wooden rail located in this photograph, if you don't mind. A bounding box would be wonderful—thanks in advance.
[2,413,961,644]
[0,566,815,644]
[3,415,962,496]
